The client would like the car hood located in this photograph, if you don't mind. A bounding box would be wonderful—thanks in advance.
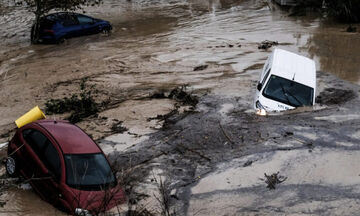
[64,184,125,214]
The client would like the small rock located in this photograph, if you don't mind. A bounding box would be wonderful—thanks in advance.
[284,131,294,136]
[193,65,208,71]
[243,160,253,167]
[258,40,279,50]
[150,92,166,99]
[170,189,179,200]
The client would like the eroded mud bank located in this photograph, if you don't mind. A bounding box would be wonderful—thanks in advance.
[107,71,360,215]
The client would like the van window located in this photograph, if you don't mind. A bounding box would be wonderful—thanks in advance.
[261,68,271,86]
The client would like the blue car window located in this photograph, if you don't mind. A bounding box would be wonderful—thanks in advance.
[62,15,79,26]
[77,15,94,25]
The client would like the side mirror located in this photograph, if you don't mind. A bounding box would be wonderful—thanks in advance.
[257,83,263,91]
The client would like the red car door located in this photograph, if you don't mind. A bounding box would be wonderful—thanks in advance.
[19,129,47,180]
[20,129,62,206]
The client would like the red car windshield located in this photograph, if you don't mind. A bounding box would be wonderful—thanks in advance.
[64,153,116,190]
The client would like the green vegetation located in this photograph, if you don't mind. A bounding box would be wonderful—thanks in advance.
[325,0,360,22]
[45,79,99,123]
[296,0,360,22]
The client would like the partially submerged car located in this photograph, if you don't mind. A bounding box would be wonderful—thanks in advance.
[254,48,316,113]
[32,12,112,44]
[6,120,124,215]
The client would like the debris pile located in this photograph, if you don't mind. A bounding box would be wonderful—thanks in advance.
[193,65,208,71]
[150,86,199,107]
[316,88,356,105]
[111,120,128,133]
[263,172,287,189]
[45,80,99,123]
[258,40,279,50]
[168,86,198,107]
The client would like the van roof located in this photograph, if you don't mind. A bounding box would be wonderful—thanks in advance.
[271,49,316,88]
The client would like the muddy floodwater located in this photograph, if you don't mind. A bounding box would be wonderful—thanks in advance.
[0,0,360,215]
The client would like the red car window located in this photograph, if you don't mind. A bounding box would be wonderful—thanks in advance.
[23,129,47,155]
[23,129,62,180]
[43,141,61,180]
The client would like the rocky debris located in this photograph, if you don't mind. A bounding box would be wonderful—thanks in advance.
[263,172,287,190]
[346,25,357,33]
[316,88,357,105]
[193,65,208,71]
[149,86,199,107]
[258,40,279,50]
[168,86,198,107]
[149,92,167,99]
[0,201,5,207]
[243,160,253,167]
[148,109,178,122]
[111,120,128,134]
[284,131,294,137]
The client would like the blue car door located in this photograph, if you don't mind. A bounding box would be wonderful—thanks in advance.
[60,14,82,38]
[77,15,99,35]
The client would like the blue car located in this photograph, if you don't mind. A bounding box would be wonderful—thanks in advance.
[32,12,112,44]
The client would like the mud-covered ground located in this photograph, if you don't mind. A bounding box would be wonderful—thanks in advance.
[116,72,360,215]
[1,0,360,215]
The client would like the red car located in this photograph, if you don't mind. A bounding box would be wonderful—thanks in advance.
[6,120,125,215]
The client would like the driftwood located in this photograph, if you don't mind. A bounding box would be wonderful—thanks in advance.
[263,172,287,189]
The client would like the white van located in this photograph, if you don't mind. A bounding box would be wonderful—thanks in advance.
[254,49,316,113]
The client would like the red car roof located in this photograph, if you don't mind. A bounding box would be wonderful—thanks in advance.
[35,120,101,154]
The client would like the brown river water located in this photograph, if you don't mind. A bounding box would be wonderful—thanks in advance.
[0,0,359,215]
